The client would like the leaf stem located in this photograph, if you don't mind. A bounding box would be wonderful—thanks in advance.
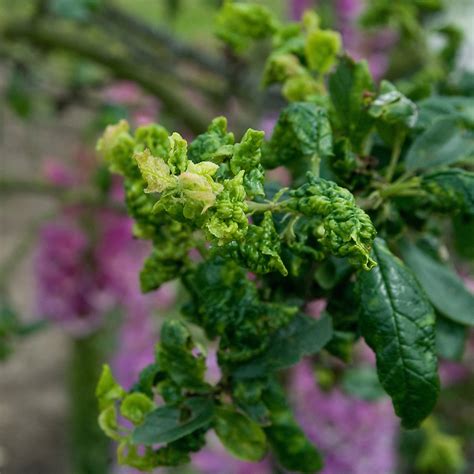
[385,131,406,182]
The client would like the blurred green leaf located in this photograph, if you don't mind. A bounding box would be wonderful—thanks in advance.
[401,241,474,326]
[233,313,333,379]
[342,366,386,401]
[405,116,474,171]
[214,407,267,461]
[132,397,214,445]
[435,316,467,361]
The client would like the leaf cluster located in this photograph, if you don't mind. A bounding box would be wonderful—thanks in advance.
[94,2,474,472]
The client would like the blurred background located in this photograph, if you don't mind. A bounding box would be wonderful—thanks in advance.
[0,0,473,473]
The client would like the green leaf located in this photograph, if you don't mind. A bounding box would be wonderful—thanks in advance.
[358,238,439,429]
[132,397,214,445]
[421,168,474,216]
[436,316,467,361]
[96,364,126,411]
[120,393,155,425]
[188,117,234,163]
[416,96,474,131]
[131,363,161,398]
[263,103,332,171]
[213,407,267,461]
[234,313,332,378]
[369,80,418,129]
[98,405,122,441]
[405,116,474,171]
[328,56,375,152]
[400,242,474,326]
[342,366,386,401]
[157,320,209,391]
[314,257,352,290]
[263,380,323,472]
[305,29,341,73]
[215,2,278,52]
[134,149,175,193]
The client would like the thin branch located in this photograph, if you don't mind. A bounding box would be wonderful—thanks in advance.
[100,3,226,77]
[3,21,211,133]
[0,178,126,213]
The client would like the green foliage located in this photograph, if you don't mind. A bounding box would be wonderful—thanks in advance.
[213,407,267,461]
[328,56,375,152]
[93,2,474,471]
[400,241,474,326]
[288,174,377,270]
[421,168,474,216]
[182,257,297,364]
[234,313,333,378]
[215,2,278,52]
[358,239,439,429]
[305,29,341,74]
[263,380,323,472]
[263,102,332,173]
[405,116,474,171]
[435,316,467,361]
[132,398,215,445]
[342,366,386,401]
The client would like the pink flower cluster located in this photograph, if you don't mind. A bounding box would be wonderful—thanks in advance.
[291,360,397,474]
[35,157,174,388]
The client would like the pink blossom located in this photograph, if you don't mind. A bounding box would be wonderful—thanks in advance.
[291,361,398,474]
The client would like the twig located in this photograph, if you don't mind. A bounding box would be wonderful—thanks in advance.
[0,178,126,213]
[100,3,226,77]
[3,21,211,133]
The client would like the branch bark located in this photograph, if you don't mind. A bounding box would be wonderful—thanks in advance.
[3,21,211,133]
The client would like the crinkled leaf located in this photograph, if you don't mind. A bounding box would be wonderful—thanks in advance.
[215,2,278,52]
[421,168,474,216]
[213,407,267,461]
[120,393,155,425]
[134,149,175,193]
[263,379,323,473]
[405,116,474,171]
[98,405,122,441]
[182,258,296,363]
[188,117,234,163]
[400,241,474,326]
[305,29,341,73]
[358,238,439,429]
[97,120,136,177]
[132,397,214,445]
[230,128,265,197]
[288,174,377,270]
[157,320,209,391]
[328,56,375,152]
[263,103,332,170]
[96,364,126,410]
[224,211,287,275]
[234,313,332,378]
[369,80,418,129]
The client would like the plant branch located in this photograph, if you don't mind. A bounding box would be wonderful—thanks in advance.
[385,131,406,182]
[100,3,226,77]
[0,178,126,213]
[2,21,211,133]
